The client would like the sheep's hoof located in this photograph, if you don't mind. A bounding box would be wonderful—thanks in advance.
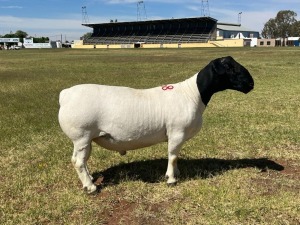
[167,181,177,187]
[83,184,98,195]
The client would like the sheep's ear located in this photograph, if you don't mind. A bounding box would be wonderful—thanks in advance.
[220,56,234,66]
[213,56,236,74]
[212,58,227,74]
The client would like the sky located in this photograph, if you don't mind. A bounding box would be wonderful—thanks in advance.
[0,0,300,41]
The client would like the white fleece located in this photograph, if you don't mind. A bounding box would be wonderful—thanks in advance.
[59,74,205,150]
[58,73,206,192]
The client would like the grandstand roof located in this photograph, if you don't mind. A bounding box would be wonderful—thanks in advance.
[83,17,217,28]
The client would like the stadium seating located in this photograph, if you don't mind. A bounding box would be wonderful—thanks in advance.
[83,17,217,45]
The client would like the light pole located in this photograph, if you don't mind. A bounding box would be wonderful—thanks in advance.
[238,12,242,25]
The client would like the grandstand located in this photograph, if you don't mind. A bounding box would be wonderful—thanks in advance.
[82,17,217,46]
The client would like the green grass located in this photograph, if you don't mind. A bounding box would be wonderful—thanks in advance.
[0,48,299,225]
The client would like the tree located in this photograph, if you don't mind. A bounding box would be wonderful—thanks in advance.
[33,37,49,43]
[262,18,278,38]
[1,30,28,42]
[262,10,298,44]
[3,33,15,38]
[276,10,297,37]
[82,32,92,40]
[15,30,28,39]
[291,21,300,36]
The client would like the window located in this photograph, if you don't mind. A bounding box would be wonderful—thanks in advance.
[267,41,271,46]
[260,41,264,46]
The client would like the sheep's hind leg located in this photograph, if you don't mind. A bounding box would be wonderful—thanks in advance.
[72,140,97,194]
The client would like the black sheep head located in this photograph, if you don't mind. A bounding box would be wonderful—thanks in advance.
[196,56,254,106]
[211,56,254,94]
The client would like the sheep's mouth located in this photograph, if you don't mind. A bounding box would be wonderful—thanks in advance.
[242,82,254,93]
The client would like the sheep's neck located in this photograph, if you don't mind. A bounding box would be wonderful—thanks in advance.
[196,65,226,106]
[179,74,202,106]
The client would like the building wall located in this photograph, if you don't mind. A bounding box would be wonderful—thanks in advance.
[257,39,276,47]
[72,39,244,49]
[218,30,259,39]
[210,39,244,47]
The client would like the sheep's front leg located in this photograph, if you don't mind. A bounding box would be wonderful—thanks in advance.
[165,134,184,185]
[72,141,97,194]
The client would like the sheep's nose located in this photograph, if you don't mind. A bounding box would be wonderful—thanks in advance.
[249,82,254,88]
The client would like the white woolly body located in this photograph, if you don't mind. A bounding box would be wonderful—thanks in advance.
[58,74,206,154]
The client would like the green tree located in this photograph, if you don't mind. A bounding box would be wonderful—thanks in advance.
[3,33,15,38]
[291,21,300,36]
[262,18,278,38]
[82,32,92,40]
[2,30,28,42]
[276,10,297,37]
[33,37,49,43]
[15,30,28,40]
[262,10,298,45]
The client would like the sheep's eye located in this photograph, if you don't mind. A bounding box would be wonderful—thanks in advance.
[223,63,231,70]
[225,64,233,73]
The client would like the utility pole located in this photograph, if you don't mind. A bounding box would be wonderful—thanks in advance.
[238,12,242,25]
[137,1,147,21]
[201,0,210,17]
[82,6,90,24]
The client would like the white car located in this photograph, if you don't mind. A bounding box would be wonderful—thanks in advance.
[10,45,21,50]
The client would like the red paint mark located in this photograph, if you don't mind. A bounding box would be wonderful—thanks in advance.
[162,85,174,91]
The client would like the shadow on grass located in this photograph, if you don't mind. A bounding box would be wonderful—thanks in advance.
[92,158,284,186]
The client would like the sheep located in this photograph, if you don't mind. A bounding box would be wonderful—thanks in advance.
[58,56,254,194]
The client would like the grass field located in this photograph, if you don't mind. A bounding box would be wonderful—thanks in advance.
[0,47,299,225]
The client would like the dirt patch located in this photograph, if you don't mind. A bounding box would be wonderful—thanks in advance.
[277,160,300,178]
[252,160,300,196]
[98,190,168,225]
[101,199,137,225]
